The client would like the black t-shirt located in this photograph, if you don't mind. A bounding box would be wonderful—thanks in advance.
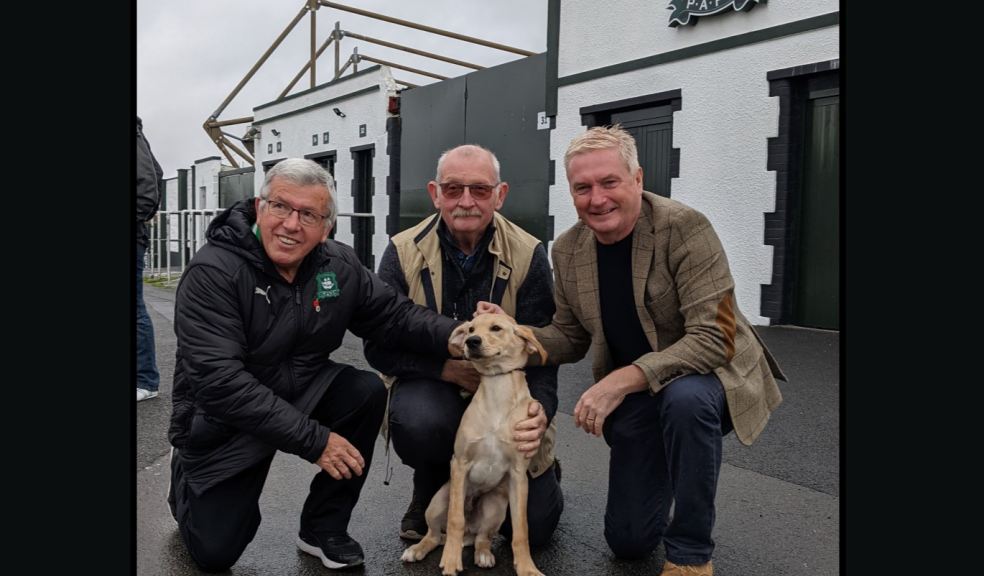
[597,234,652,368]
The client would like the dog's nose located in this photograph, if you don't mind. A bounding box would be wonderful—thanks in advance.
[465,335,482,349]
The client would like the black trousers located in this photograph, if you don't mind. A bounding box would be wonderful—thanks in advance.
[389,376,564,549]
[169,367,387,572]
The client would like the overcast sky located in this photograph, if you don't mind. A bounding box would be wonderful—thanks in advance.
[137,0,548,177]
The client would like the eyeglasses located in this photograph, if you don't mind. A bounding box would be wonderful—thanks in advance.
[439,182,498,200]
[263,199,328,227]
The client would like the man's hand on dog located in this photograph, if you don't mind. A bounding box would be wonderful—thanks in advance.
[514,400,548,458]
[574,365,648,436]
[317,432,366,480]
[441,359,481,393]
[475,301,505,316]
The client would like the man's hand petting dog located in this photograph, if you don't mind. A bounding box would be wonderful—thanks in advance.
[475,301,505,316]
[440,358,481,394]
[515,400,547,458]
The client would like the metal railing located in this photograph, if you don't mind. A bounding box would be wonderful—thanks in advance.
[143,209,376,283]
[145,210,221,283]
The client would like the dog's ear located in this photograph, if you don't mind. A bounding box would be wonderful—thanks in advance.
[514,324,547,366]
[449,322,470,357]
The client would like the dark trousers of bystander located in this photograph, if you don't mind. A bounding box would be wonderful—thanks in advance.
[136,241,159,393]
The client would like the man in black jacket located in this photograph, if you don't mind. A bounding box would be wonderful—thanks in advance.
[363,144,563,547]
[168,158,459,572]
[136,116,163,402]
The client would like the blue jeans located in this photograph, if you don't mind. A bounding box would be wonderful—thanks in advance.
[602,372,732,565]
[136,242,159,392]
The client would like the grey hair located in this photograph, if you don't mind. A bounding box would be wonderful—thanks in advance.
[563,124,640,175]
[259,158,337,229]
[434,144,501,184]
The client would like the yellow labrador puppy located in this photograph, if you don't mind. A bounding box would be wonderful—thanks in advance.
[401,313,547,576]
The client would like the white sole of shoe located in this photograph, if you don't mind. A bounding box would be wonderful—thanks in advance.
[136,389,159,402]
[166,447,176,525]
[295,535,363,569]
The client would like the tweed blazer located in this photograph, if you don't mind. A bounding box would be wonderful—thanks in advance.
[535,192,786,445]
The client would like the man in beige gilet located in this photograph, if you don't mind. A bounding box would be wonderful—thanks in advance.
[363,144,563,547]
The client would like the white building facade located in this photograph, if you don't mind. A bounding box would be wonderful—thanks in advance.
[251,66,400,270]
[548,1,840,327]
[153,5,839,329]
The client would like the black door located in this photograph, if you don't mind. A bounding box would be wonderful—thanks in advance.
[309,154,335,178]
[306,152,337,239]
[612,105,674,198]
[795,91,839,329]
[351,147,374,269]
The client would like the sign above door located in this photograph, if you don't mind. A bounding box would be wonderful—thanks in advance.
[668,0,765,28]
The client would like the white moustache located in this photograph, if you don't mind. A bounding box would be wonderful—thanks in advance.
[452,209,482,218]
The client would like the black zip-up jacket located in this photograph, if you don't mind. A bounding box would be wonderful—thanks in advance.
[169,200,458,495]
[136,116,163,246]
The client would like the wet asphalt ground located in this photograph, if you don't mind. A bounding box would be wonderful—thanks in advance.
[137,283,839,575]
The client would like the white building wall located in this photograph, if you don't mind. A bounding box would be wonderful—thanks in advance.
[193,158,222,210]
[164,177,180,255]
[192,158,224,252]
[252,67,398,266]
[558,1,837,77]
[551,2,838,325]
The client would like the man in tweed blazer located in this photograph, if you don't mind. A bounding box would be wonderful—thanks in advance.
[481,125,785,576]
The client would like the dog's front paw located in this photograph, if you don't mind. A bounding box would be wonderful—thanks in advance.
[474,548,496,568]
[402,536,440,562]
[401,543,427,562]
[439,547,464,575]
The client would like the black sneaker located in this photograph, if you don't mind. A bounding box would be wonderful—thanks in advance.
[296,529,364,569]
[399,494,428,541]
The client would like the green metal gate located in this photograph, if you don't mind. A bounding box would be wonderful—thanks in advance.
[398,54,551,243]
[795,91,839,329]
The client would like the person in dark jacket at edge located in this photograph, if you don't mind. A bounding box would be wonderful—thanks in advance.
[363,144,563,546]
[167,158,460,572]
[136,116,163,402]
